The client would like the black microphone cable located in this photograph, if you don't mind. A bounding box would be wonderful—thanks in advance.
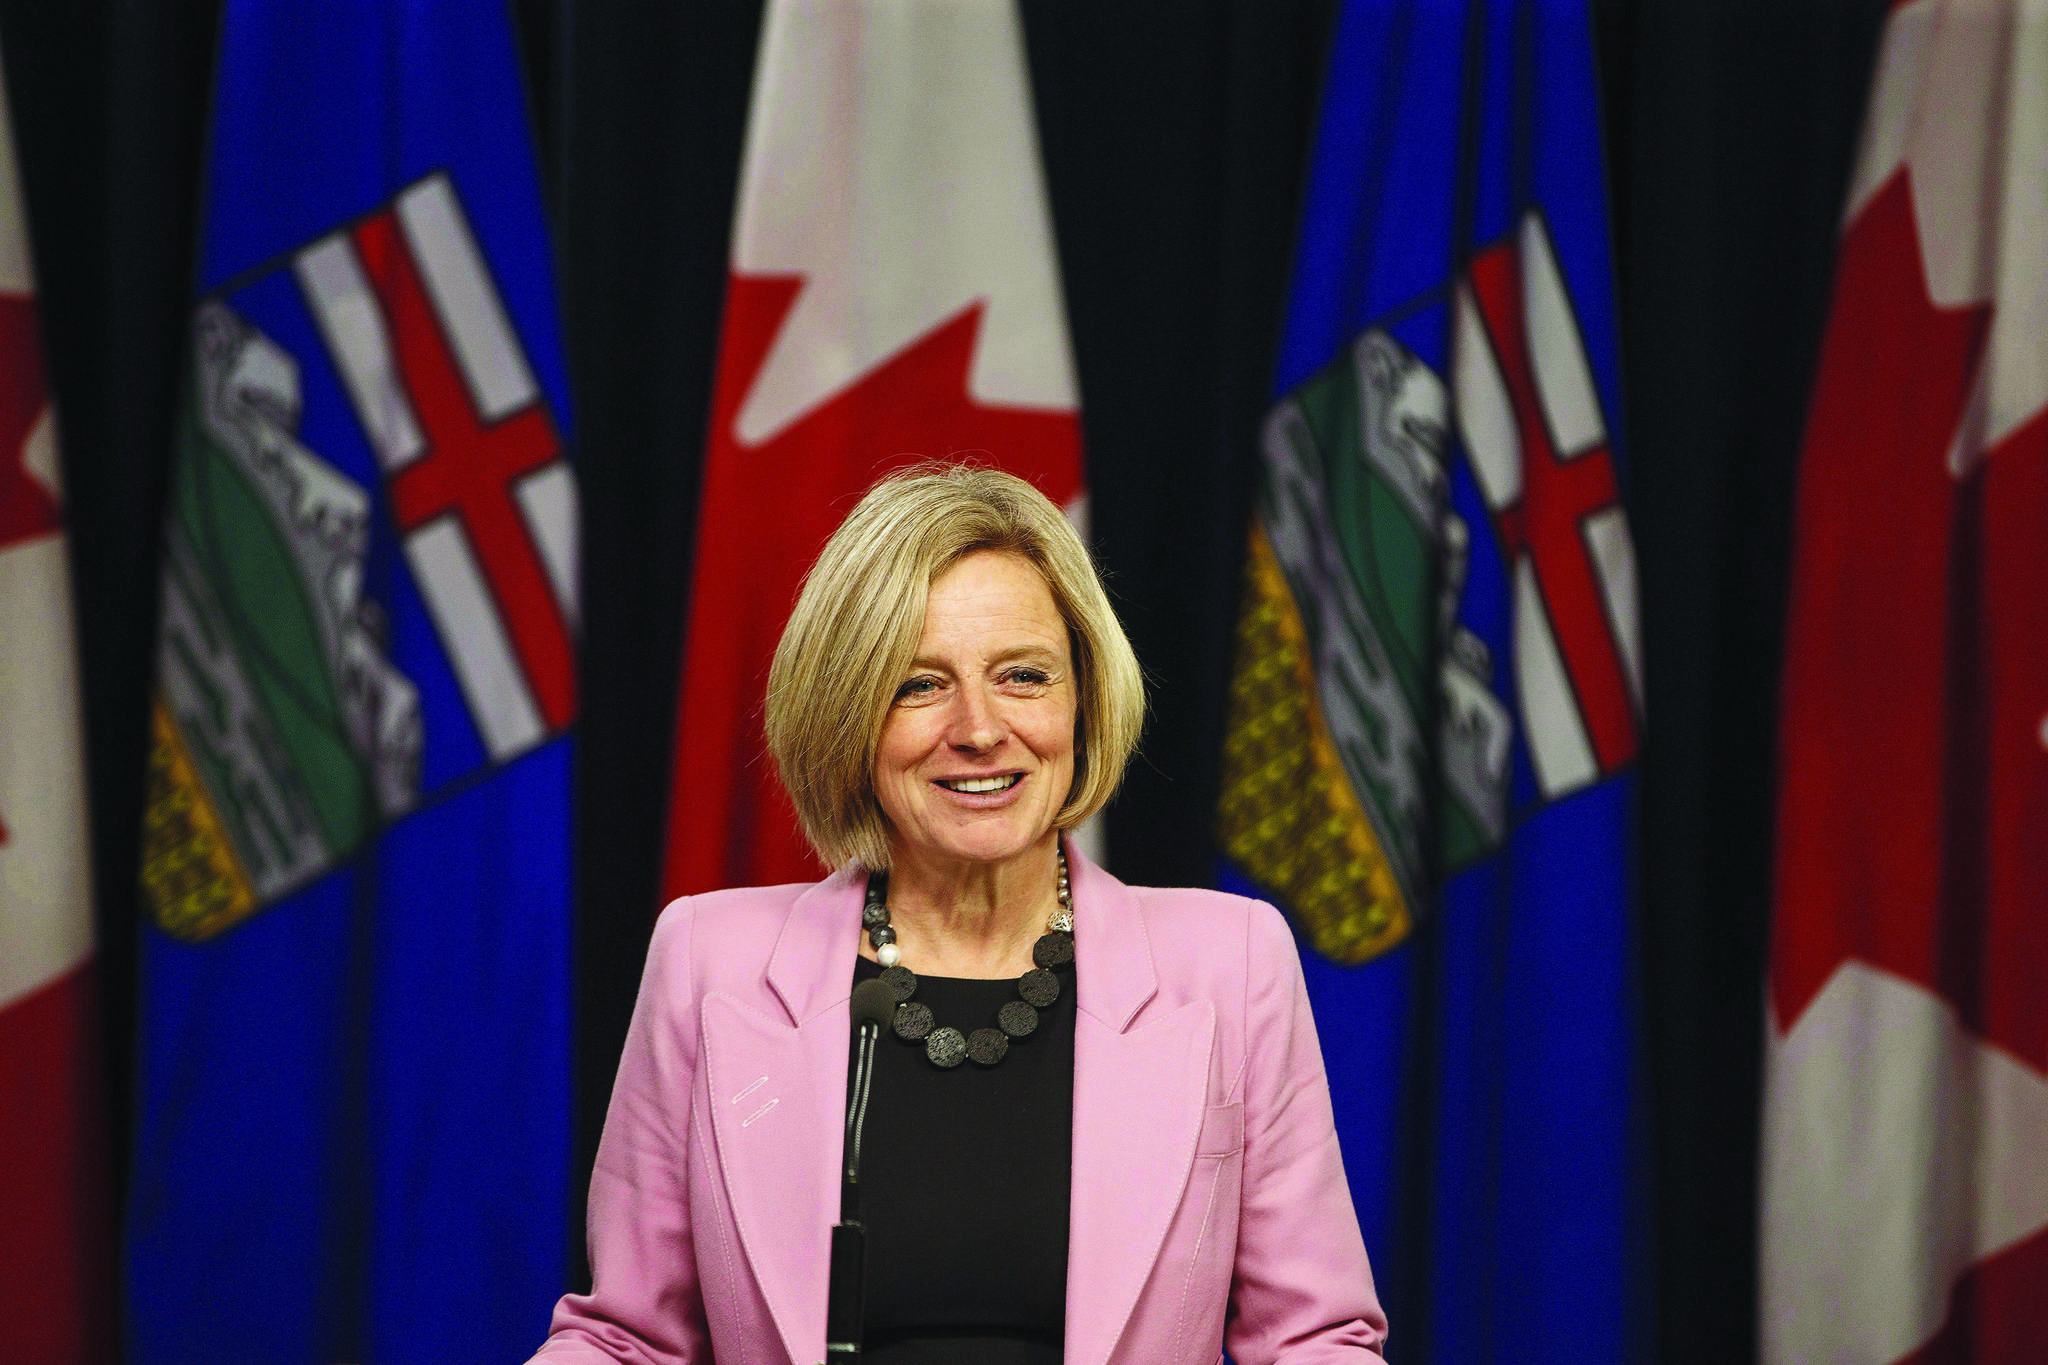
[824,978,898,1360]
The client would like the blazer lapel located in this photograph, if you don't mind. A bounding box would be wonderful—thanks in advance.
[702,868,866,1365]
[1063,842,1218,1365]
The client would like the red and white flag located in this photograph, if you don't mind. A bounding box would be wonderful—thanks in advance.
[1762,3,2048,1361]
[0,56,112,1365]
[662,0,1086,896]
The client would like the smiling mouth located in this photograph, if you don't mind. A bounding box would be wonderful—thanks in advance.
[934,774,1024,794]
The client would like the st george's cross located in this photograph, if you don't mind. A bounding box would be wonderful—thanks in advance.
[1454,211,1642,799]
[296,172,577,759]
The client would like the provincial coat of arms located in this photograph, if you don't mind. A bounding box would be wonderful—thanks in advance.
[1220,210,1642,964]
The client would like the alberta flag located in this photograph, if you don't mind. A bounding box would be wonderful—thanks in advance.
[128,4,576,1361]
[1216,2,1644,1360]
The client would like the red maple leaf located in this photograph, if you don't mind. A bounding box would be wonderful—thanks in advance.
[0,292,55,552]
[1771,168,2048,1073]
[661,273,1085,897]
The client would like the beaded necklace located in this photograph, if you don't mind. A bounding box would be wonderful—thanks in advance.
[862,846,1076,1069]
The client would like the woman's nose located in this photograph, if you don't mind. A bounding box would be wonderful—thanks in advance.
[945,682,1005,751]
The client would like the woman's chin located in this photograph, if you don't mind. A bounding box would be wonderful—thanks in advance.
[900,818,1054,871]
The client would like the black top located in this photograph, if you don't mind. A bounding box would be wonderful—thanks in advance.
[851,953,1075,1365]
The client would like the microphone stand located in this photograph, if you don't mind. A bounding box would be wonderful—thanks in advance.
[823,978,895,1361]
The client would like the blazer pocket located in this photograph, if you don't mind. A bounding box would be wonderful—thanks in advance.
[1169,1103,1246,1360]
[1196,1101,1244,1158]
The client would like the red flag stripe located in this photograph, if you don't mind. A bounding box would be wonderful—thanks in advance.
[0,962,115,1364]
[1766,171,2008,1047]
[0,294,55,550]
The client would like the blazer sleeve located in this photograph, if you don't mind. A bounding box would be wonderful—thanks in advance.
[1224,899,1390,1364]
[527,900,711,1365]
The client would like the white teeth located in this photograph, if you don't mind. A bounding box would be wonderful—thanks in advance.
[939,774,1019,794]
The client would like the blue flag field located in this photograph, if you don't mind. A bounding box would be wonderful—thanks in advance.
[129,3,576,1360]
[1216,2,1645,1360]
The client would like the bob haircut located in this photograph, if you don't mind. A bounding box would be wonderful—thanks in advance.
[765,463,1145,872]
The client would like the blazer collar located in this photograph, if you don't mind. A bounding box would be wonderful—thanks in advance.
[764,863,864,1027]
[1064,835,1159,1034]
[765,835,1159,1033]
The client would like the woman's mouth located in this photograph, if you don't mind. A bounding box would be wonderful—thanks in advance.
[934,773,1024,794]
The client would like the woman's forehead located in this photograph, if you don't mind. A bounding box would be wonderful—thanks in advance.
[914,552,1068,656]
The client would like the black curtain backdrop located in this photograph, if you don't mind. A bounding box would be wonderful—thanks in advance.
[1595,5,1887,1360]
[0,3,1887,1361]
[529,0,767,1289]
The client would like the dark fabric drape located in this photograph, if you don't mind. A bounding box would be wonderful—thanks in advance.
[0,1,1892,1357]
[531,0,766,1287]
[1594,4,1888,1361]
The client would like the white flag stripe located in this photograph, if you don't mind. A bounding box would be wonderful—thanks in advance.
[1062,491,1090,543]
[1762,963,2048,1365]
[403,519,544,759]
[295,235,426,471]
[22,403,56,501]
[0,81,26,295]
[515,461,579,629]
[1452,283,1522,511]
[1518,213,1607,459]
[1581,504,1643,712]
[1842,0,1937,223]
[396,174,540,423]
[1978,19,2048,460]
[1513,556,1598,797]
[0,536,94,1011]
[731,0,1078,444]
[1845,0,2048,458]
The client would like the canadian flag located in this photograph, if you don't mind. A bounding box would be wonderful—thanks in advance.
[661,0,1086,896]
[1761,3,2048,1362]
[0,56,112,1365]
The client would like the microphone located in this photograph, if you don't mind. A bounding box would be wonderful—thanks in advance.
[824,978,897,1360]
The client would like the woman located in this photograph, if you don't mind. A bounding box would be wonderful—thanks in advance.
[530,466,1386,1364]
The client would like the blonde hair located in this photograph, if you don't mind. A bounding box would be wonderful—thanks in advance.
[765,464,1145,871]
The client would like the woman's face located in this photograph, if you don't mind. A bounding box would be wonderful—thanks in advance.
[874,549,1077,873]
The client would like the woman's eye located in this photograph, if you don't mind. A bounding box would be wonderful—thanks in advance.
[1006,668,1050,687]
[895,677,940,700]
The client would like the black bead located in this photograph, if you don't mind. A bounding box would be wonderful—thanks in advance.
[862,902,888,928]
[892,1001,934,1042]
[880,964,918,1002]
[868,924,896,948]
[925,1026,966,1068]
[966,1028,1009,1066]
[998,1000,1039,1038]
[1018,967,1059,1008]
[1032,933,1075,968]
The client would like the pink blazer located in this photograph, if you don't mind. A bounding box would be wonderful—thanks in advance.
[529,843,1387,1365]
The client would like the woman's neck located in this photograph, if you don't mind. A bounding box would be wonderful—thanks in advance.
[867,835,1062,979]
